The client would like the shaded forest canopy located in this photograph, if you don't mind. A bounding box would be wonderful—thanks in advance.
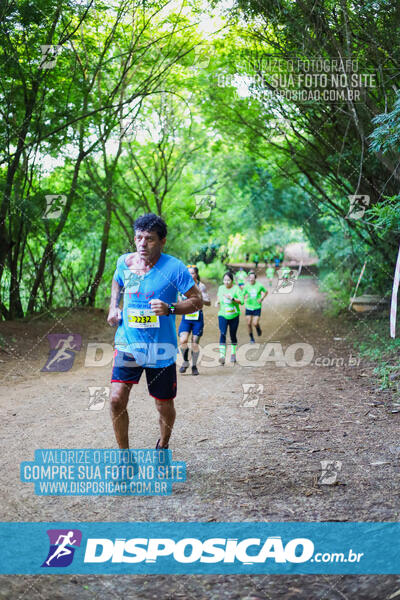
[0,0,399,319]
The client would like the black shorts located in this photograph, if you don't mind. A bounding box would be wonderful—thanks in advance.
[245,308,261,316]
[111,350,177,401]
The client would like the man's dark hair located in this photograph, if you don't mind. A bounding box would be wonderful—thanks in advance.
[133,213,167,240]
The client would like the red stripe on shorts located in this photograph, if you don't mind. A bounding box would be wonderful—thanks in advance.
[150,395,175,402]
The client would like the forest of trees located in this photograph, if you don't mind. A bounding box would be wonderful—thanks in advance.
[1,0,399,319]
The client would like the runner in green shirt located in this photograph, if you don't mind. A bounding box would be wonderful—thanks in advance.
[215,271,242,365]
[265,264,275,288]
[235,267,247,290]
[242,271,268,343]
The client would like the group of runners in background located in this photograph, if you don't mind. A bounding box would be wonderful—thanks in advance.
[245,248,284,271]
[178,254,286,374]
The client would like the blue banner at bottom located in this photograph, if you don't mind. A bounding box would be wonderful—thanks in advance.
[0,522,399,574]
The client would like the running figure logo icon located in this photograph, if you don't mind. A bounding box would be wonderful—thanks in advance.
[190,46,213,71]
[42,529,82,567]
[123,269,145,294]
[39,45,63,69]
[110,118,137,142]
[346,195,370,220]
[318,460,342,485]
[87,386,110,410]
[41,334,82,372]
[43,194,67,219]
[241,383,264,407]
[274,268,299,294]
[191,195,216,219]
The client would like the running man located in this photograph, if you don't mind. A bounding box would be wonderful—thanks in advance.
[43,335,77,370]
[178,265,211,376]
[253,253,260,270]
[215,271,242,365]
[107,213,202,450]
[45,531,77,566]
[243,271,268,343]
[235,267,247,290]
[276,268,298,293]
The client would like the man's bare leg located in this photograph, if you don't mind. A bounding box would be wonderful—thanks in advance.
[110,382,132,448]
[155,398,176,448]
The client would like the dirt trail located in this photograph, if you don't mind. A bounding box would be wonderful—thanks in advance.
[0,275,399,599]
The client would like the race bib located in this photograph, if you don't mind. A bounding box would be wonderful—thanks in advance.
[127,308,160,328]
[250,291,257,298]
[224,304,237,315]
[185,311,200,321]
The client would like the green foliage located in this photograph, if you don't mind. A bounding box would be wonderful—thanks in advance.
[372,363,400,397]
[0,0,399,322]
[261,225,307,250]
[348,316,400,393]
[205,0,400,271]
[366,196,400,235]
[196,260,226,282]
[318,221,395,315]
[370,91,400,154]
[190,242,226,265]
[320,270,353,315]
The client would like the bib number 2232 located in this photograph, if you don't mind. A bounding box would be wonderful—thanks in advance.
[127,309,160,329]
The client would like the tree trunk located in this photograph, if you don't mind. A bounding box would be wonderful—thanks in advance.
[0,6,62,283]
[27,150,85,314]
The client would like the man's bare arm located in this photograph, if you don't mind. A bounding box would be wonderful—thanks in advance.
[175,284,203,314]
[150,284,203,316]
[107,278,122,326]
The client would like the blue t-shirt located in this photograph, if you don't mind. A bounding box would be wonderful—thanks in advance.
[113,253,194,367]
